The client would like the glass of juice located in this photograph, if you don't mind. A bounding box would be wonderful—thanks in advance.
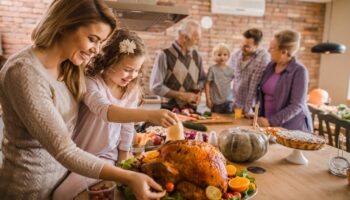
[234,106,243,119]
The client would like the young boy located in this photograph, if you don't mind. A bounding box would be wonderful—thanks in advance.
[205,43,234,113]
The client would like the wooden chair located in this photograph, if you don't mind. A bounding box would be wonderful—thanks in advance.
[318,113,350,152]
[308,104,324,134]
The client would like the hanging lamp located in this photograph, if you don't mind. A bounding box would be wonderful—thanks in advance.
[311,0,346,54]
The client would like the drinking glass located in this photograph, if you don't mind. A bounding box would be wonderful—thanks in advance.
[131,145,145,158]
[234,107,243,119]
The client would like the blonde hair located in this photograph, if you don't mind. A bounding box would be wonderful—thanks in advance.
[212,43,231,56]
[31,0,117,101]
[274,30,301,57]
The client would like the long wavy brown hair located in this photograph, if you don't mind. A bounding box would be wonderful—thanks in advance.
[87,29,147,98]
[31,0,117,101]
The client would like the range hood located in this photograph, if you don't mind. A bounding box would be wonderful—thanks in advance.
[105,1,189,32]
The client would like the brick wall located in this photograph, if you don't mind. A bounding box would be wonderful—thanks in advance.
[0,0,324,94]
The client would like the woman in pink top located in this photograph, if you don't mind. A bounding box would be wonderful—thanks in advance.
[53,29,177,199]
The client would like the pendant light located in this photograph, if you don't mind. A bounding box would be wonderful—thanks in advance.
[311,0,346,54]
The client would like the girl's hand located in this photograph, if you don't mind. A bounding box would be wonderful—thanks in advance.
[257,117,270,127]
[148,109,178,128]
[129,172,166,200]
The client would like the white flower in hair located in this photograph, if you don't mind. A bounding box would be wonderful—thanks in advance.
[119,39,136,54]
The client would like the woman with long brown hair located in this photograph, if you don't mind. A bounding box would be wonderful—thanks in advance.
[0,0,166,199]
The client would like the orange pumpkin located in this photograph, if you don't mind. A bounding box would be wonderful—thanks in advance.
[308,88,329,106]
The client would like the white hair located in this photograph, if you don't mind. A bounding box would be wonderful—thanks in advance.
[177,19,201,39]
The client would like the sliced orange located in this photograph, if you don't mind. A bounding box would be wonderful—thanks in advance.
[144,150,160,159]
[142,156,158,163]
[142,150,160,163]
[225,165,237,177]
[228,177,250,192]
[205,186,222,200]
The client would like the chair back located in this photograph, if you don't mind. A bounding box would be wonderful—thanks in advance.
[308,104,324,132]
[318,113,350,152]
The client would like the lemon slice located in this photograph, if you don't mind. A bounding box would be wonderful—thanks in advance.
[205,185,222,200]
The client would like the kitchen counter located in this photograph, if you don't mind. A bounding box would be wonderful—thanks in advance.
[76,116,350,200]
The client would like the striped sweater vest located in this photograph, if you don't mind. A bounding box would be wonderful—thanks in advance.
[162,44,201,109]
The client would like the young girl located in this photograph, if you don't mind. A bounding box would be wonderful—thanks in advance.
[53,29,176,199]
[205,43,235,113]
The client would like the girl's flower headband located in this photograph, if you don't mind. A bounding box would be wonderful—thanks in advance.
[119,39,136,54]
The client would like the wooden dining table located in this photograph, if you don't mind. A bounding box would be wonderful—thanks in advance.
[209,115,350,200]
[76,115,350,200]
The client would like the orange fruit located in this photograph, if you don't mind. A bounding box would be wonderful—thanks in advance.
[142,156,158,163]
[228,177,250,192]
[225,165,237,177]
[205,185,222,200]
[144,150,160,159]
[142,150,160,163]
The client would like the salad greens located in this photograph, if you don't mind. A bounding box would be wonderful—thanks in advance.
[119,184,185,200]
[228,196,240,200]
[119,157,137,170]
[161,192,185,200]
[235,170,255,183]
[243,183,256,196]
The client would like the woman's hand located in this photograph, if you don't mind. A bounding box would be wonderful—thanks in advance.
[148,109,179,128]
[257,117,270,127]
[128,172,166,200]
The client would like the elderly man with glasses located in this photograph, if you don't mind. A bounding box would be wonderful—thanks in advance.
[150,20,206,111]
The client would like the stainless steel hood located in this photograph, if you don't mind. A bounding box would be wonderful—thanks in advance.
[105,1,189,32]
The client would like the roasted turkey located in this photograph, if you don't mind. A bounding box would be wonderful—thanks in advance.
[140,140,228,200]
